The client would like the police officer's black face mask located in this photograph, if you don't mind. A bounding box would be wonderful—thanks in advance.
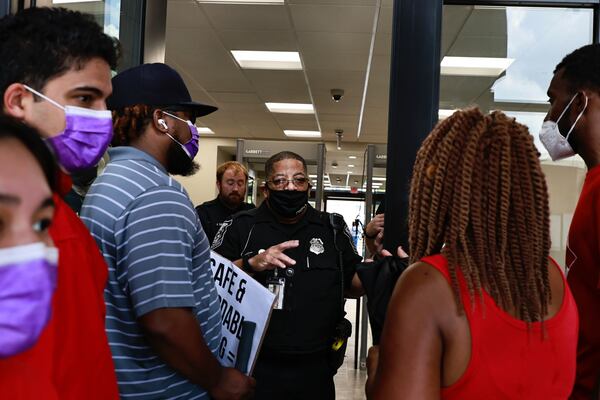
[267,188,308,218]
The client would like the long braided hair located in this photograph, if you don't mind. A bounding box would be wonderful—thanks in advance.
[409,108,551,323]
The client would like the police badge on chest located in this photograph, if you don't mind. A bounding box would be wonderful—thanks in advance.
[309,238,324,255]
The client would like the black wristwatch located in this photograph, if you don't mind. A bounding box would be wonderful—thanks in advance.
[363,229,378,239]
[242,254,254,272]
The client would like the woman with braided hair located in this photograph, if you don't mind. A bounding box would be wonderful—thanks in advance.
[366,108,578,399]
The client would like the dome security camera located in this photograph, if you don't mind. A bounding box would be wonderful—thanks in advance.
[330,89,344,102]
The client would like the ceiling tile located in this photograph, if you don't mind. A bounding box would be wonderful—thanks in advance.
[297,31,371,54]
[290,4,376,33]
[373,33,391,56]
[167,0,207,29]
[209,92,263,103]
[377,6,393,34]
[202,4,291,31]
[303,51,369,72]
[218,30,297,51]
[244,70,310,102]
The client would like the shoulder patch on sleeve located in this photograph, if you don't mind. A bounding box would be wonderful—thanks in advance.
[211,219,232,249]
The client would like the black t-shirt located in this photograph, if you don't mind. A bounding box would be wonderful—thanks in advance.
[212,202,362,354]
[195,197,255,244]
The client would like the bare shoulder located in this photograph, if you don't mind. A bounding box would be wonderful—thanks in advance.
[395,261,453,297]
[390,261,456,319]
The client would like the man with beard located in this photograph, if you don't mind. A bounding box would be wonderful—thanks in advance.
[80,63,255,400]
[212,151,365,399]
[196,161,255,243]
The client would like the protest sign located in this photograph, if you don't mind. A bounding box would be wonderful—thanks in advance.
[210,251,275,375]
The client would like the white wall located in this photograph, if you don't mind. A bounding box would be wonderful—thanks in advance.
[542,163,587,264]
[175,137,236,206]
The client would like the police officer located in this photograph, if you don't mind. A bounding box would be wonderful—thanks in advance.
[212,151,364,400]
[196,161,255,243]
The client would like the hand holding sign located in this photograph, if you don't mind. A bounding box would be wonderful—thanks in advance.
[210,367,256,400]
[210,252,276,375]
[247,240,299,271]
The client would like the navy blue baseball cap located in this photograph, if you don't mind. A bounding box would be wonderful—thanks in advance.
[107,63,217,118]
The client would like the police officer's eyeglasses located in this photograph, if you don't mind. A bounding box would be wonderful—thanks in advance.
[268,177,309,189]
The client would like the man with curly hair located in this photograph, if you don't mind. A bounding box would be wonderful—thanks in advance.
[0,6,119,399]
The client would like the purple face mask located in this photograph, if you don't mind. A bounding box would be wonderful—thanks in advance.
[0,242,58,358]
[24,85,113,172]
[163,111,200,160]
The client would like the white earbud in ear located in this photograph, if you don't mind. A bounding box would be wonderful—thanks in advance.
[158,119,168,130]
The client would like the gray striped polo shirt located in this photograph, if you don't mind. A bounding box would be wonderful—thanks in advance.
[81,146,221,400]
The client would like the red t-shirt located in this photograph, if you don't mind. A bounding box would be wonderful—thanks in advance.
[422,254,578,400]
[0,175,118,399]
[567,165,600,399]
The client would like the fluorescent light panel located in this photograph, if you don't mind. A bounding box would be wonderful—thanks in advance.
[231,51,302,70]
[348,155,357,159]
[284,130,321,138]
[196,127,214,134]
[438,109,456,119]
[197,0,283,3]
[266,102,314,114]
[441,56,514,77]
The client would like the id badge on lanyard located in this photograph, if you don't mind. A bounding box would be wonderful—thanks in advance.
[266,268,286,310]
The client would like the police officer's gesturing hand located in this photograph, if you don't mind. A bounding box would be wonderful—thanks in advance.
[247,240,299,271]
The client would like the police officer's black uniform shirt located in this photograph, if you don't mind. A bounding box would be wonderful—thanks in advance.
[212,201,362,355]
[195,197,255,244]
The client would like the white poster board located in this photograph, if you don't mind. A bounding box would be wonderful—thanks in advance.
[210,251,275,375]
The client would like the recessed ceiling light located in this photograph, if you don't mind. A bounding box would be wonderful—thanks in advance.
[441,56,514,77]
[231,51,302,70]
[348,155,357,159]
[196,0,283,3]
[347,164,355,168]
[438,109,456,119]
[266,102,314,114]
[283,130,321,138]
[331,165,337,169]
[373,177,386,181]
[196,127,215,134]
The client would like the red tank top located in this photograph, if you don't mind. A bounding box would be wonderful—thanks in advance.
[421,254,578,400]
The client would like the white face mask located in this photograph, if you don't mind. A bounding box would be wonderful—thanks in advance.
[539,93,588,161]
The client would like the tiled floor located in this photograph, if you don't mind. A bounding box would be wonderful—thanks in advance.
[334,298,370,400]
